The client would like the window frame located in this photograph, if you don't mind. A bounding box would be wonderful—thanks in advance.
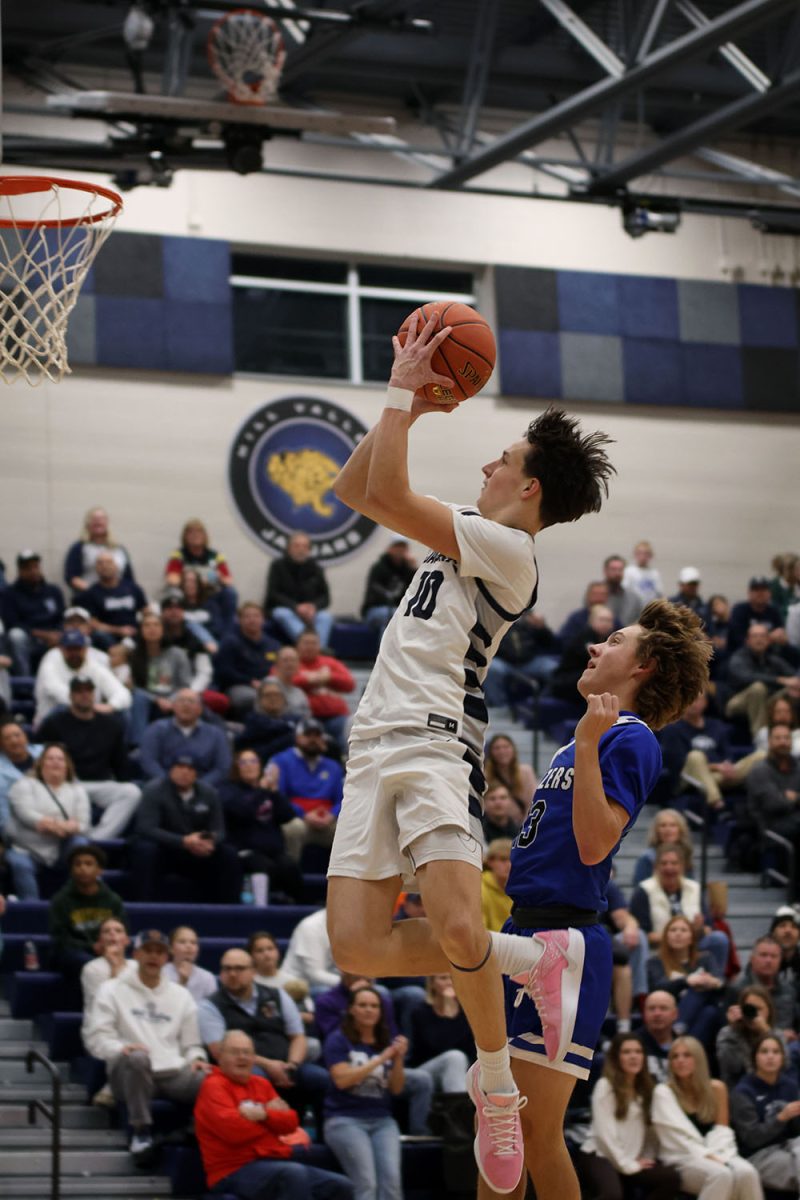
[230,256,476,384]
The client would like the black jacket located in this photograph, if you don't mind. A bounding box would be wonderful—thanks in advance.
[136,777,225,849]
[265,557,329,612]
[38,709,128,782]
[361,553,415,616]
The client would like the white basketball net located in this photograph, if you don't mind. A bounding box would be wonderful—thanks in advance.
[0,178,121,386]
[208,9,287,105]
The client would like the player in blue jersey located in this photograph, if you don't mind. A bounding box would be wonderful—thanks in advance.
[481,598,712,1200]
[327,313,615,1193]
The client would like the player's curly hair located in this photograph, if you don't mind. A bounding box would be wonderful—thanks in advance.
[634,599,712,730]
[524,407,615,528]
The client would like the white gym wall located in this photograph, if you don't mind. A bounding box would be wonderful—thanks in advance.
[0,163,797,621]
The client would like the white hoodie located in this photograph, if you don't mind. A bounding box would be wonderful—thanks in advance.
[34,648,131,726]
[83,969,206,1073]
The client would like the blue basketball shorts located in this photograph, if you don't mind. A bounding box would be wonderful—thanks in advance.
[503,920,613,1080]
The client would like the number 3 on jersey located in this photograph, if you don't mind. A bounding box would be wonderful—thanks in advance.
[516,799,546,848]
[404,570,444,621]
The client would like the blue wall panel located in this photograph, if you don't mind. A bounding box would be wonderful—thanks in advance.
[498,330,561,398]
[70,232,233,376]
[497,264,800,414]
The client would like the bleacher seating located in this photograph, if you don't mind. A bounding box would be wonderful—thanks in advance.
[329,619,380,662]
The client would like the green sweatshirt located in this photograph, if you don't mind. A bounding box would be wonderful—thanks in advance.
[49,879,127,953]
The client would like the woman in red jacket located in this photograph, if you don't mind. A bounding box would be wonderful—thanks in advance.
[195,1029,352,1199]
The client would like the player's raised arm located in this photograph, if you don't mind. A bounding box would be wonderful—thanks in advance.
[334,313,462,559]
[572,692,630,864]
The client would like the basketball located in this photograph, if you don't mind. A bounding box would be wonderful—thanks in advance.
[396,301,496,404]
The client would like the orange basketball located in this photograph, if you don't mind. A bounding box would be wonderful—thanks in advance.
[396,301,496,404]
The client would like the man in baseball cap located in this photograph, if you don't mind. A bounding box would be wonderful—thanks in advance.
[269,719,344,852]
[4,551,65,675]
[135,748,242,903]
[770,907,800,993]
[132,929,171,951]
[728,576,787,653]
[670,567,705,616]
[83,925,209,1161]
[34,624,131,726]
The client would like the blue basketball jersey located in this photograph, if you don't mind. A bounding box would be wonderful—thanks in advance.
[508,713,662,913]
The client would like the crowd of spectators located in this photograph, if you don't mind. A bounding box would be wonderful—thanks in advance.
[3,519,800,1196]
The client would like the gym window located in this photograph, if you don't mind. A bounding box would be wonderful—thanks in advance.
[230,253,476,383]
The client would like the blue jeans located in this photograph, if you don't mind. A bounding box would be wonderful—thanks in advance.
[363,606,393,635]
[401,1066,433,1134]
[388,985,427,1038]
[7,627,42,676]
[613,928,649,996]
[128,689,157,746]
[699,930,729,979]
[324,1115,402,1200]
[677,988,724,1051]
[272,607,334,649]
[7,834,90,900]
[213,1157,353,1200]
[483,655,559,707]
[322,715,349,754]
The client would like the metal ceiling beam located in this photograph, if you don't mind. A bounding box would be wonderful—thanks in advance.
[696,146,800,199]
[430,0,797,189]
[279,0,426,87]
[454,0,499,160]
[630,0,671,63]
[674,0,771,91]
[585,66,800,192]
[537,0,625,76]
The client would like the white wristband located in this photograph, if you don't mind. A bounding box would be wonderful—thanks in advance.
[385,386,413,412]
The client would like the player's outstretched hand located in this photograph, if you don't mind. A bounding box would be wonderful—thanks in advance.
[575,693,619,745]
[390,311,454,396]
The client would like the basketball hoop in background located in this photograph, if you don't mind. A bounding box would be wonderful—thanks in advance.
[207,9,286,105]
[0,176,122,386]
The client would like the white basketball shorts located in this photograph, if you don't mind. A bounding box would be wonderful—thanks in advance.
[327,730,484,887]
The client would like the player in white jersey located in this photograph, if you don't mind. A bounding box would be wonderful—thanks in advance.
[326,313,615,1193]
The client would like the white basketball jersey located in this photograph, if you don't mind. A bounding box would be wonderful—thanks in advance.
[351,503,538,765]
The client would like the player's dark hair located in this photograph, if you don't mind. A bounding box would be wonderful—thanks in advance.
[523,408,615,529]
[602,1033,655,1122]
[634,599,712,730]
[341,986,391,1051]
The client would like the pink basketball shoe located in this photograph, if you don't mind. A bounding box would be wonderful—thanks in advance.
[465,1061,526,1194]
[512,928,585,1062]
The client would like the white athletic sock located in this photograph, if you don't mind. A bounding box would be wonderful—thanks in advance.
[476,1045,516,1097]
[489,930,546,977]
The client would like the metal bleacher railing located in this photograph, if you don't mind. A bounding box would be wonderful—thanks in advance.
[26,1047,62,1200]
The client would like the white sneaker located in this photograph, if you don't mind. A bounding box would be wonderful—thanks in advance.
[129,1132,154,1156]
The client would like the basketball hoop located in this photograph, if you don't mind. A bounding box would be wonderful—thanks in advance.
[207,9,286,105]
[0,176,122,386]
